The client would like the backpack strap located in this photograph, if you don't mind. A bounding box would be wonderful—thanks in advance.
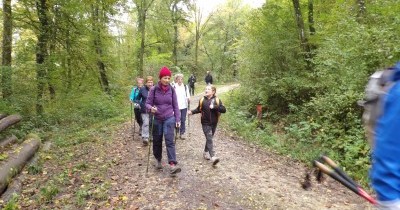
[185,84,188,97]
[151,85,175,107]
[199,96,220,111]
[200,97,204,112]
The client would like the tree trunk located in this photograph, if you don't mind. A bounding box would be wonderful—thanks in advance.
[308,0,315,35]
[192,4,212,74]
[35,0,50,115]
[0,135,17,150]
[0,135,40,195]
[92,3,110,94]
[65,29,72,92]
[194,6,201,72]
[135,0,155,77]
[2,0,13,100]
[172,1,179,67]
[137,11,146,77]
[0,114,22,132]
[0,114,7,120]
[292,0,312,70]
[47,4,60,100]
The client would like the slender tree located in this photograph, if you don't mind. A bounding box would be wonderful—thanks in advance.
[92,2,110,94]
[134,0,155,77]
[308,0,315,35]
[292,0,312,70]
[191,2,213,73]
[163,0,189,67]
[170,0,179,66]
[35,0,50,115]
[2,0,13,100]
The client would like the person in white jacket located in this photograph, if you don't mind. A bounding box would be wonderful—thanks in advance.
[173,73,190,139]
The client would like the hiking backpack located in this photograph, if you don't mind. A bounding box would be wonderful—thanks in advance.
[359,68,395,145]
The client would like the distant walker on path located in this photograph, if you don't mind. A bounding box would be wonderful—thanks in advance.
[205,71,213,85]
[188,73,196,96]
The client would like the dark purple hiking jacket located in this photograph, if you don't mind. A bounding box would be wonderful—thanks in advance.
[146,83,180,122]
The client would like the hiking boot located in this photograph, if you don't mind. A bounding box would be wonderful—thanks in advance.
[203,152,211,160]
[142,138,149,146]
[180,133,186,140]
[211,156,220,166]
[156,160,163,170]
[169,163,181,174]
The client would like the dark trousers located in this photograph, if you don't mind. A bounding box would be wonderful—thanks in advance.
[202,124,217,157]
[152,116,177,164]
[180,108,187,135]
[134,108,143,126]
[189,85,195,96]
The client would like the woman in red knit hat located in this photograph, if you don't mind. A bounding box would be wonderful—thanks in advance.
[146,66,182,175]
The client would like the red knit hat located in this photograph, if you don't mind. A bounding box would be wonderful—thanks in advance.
[159,66,172,79]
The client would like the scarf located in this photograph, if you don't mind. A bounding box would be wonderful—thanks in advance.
[158,81,169,93]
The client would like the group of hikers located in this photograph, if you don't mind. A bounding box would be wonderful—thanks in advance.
[125,61,400,209]
[129,66,224,175]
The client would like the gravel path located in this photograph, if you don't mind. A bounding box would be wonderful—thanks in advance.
[106,84,374,210]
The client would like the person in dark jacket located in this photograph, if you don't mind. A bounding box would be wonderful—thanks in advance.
[188,85,226,165]
[204,71,213,85]
[136,76,154,145]
[146,66,181,175]
[188,73,196,96]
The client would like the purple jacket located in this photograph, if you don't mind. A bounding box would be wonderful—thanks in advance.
[146,83,180,122]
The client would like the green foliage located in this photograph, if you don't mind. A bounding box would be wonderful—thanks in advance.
[230,0,400,182]
[0,153,9,161]
[28,163,43,175]
[39,181,59,204]
[3,193,20,210]
[76,188,91,207]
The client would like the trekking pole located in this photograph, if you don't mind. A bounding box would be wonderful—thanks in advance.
[188,102,191,141]
[314,156,377,205]
[146,115,155,174]
[130,103,133,125]
[132,106,136,141]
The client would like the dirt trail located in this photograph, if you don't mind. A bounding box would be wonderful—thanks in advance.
[2,84,374,209]
[106,84,373,209]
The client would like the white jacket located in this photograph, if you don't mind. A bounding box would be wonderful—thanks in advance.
[174,83,190,109]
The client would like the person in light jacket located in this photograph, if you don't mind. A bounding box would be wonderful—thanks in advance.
[172,73,190,139]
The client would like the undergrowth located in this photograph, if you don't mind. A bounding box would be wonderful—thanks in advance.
[220,88,371,186]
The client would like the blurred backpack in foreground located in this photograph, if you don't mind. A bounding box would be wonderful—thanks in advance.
[358,66,396,146]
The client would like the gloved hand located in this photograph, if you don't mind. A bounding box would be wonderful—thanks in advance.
[134,103,140,109]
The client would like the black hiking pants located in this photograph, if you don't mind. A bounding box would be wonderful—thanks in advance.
[202,124,217,157]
